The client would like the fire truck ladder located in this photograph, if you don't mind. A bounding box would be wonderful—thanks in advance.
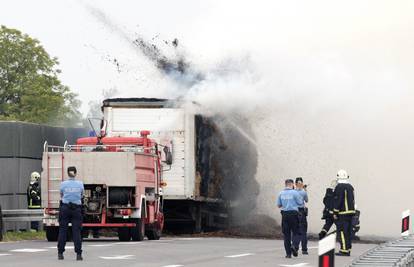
[44,141,65,209]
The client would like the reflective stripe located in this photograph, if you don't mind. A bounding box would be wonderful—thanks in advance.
[340,249,350,253]
[340,231,346,251]
[338,210,356,215]
[344,190,349,212]
[321,229,327,233]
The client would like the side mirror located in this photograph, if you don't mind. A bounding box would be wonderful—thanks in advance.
[163,146,173,165]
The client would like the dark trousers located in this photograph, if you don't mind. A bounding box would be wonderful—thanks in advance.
[322,216,335,234]
[336,215,353,253]
[298,210,308,252]
[282,210,300,256]
[58,203,82,254]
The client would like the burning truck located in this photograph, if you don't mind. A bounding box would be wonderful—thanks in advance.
[42,98,259,240]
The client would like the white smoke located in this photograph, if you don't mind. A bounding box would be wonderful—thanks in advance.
[80,0,414,238]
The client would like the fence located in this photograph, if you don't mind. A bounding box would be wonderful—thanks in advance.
[350,235,414,267]
[0,208,44,238]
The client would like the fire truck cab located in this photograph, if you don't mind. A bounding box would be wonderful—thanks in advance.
[41,131,167,242]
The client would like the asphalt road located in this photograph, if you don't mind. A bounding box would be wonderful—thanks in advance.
[0,237,376,267]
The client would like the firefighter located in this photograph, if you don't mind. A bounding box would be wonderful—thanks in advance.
[319,180,337,240]
[333,169,356,257]
[295,177,308,255]
[27,171,41,231]
[277,179,302,258]
[58,166,84,261]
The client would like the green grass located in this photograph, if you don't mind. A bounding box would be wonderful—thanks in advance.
[2,231,46,242]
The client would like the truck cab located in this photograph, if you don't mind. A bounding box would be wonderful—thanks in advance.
[41,131,166,242]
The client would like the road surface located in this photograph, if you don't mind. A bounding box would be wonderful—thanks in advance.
[0,237,376,267]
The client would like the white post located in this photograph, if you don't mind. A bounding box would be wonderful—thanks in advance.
[318,233,336,267]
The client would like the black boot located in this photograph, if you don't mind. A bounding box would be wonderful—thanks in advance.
[335,251,351,256]
[291,246,298,257]
[58,253,64,260]
[76,254,83,261]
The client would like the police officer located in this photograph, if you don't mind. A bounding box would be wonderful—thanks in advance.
[277,179,302,258]
[319,180,336,239]
[333,169,356,257]
[58,166,84,261]
[27,172,41,231]
[295,177,308,255]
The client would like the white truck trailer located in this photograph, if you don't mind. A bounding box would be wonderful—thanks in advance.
[102,98,228,232]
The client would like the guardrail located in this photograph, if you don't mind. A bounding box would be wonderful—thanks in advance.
[0,209,44,238]
[350,235,414,267]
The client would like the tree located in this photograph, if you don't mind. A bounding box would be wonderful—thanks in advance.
[0,25,81,126]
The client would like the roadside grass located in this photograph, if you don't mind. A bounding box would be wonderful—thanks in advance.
[2,231,45,242]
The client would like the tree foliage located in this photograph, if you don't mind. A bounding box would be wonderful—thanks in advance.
[0,25,81,126]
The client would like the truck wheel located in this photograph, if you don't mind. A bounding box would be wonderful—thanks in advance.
[45,226,59,242]
[118,227,131,241]
[146,228,161,240]
[130,218,145,241]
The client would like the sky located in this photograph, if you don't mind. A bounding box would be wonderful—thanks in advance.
[2,0,413,114]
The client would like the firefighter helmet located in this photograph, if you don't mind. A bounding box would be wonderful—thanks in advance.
[337,169,349,180]
[30,172,40,184]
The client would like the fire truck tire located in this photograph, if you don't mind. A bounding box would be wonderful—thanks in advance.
[118,227,131,241]
[130,218,145,241]
[45,226,59,242]
[146,228,161,240]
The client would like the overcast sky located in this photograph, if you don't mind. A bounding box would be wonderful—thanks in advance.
[2,0,414,114]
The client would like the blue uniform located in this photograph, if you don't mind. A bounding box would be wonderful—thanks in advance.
[277,188,302,211]
[296,189,308,208]
[58,178,84,256]
[277,188,302,256]
[60,180,84,205]
[296,189,309,253]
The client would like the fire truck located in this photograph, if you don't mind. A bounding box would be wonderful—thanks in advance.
[41,130,169,242]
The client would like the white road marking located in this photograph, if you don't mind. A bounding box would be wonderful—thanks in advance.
[99,255,135,260]
[225,253,254,258]
[0,254,12,257]
[45,246,74,249]
[161,265,184,267]
[307,246,318,249]
[88,244,115,247]
[279,264,310,267]
[10,249,48,253]
[113,242,143,245]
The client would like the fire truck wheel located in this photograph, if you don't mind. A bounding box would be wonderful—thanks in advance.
[146,228,161,240]
[45,226,59,242]
[118,227,131,241]
[131,218,145,241]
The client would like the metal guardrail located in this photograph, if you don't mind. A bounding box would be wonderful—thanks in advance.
[0,209,44,236]
[350,235,414,267]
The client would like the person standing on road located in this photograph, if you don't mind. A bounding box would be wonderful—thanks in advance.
[333,169,356,257]
[27,171,41,231]
[319,180,337,240]
[58,166,84,261]
[277,179,302,258]
[295,177,309,255]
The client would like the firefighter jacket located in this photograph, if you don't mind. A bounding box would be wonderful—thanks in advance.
[322,188,334,219]
[333,182,356,215]
[27,182,41,208]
